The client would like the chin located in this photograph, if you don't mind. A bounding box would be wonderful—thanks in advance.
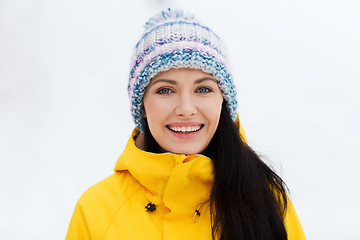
[168,146,205,155]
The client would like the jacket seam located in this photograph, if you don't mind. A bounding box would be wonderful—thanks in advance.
[100,185,141,240]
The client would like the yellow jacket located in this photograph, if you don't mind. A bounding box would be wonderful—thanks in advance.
[66,123,306,239]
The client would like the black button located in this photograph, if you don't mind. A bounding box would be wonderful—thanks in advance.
[145,202,156,212]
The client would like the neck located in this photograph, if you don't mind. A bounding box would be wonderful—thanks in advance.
[134,132,145,150]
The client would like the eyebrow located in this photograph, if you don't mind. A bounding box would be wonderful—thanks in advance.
[149,77,217,87]
[194,77,217,84]
[149,79,177,87]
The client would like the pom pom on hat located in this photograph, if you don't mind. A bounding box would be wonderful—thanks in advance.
[144,8,196,31]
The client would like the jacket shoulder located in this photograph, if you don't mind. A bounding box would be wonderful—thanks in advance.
[79,171,139,206]
[284,196,306,240]
[66,171,140,240]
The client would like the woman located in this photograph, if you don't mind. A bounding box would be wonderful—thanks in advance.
[66,9,306,240]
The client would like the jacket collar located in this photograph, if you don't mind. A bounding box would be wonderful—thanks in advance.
[114,129,214,197]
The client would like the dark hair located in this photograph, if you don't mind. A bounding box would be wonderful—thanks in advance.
[143,100,288,240]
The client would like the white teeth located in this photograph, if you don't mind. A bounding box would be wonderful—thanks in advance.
[169,125,201,133]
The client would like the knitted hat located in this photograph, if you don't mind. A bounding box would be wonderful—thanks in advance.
[128,8,238,132]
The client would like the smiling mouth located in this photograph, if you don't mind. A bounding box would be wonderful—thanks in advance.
[166,124,204,133]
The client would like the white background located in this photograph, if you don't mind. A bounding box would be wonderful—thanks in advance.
[1,0,359,239]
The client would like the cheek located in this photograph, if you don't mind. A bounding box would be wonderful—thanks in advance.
[199,96,223,121]
[143,96,172,123]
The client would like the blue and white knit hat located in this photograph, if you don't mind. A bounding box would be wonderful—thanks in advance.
[128,8,238,132]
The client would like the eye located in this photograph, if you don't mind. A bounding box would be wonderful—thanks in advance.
[156,88,173,95]
[196,87,213,94]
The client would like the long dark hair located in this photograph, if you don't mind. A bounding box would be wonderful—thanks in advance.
[143,100,288,240]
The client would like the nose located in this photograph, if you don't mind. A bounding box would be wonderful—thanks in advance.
[175,94,198,117]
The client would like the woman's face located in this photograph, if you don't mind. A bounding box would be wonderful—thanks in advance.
[143,68,223,155]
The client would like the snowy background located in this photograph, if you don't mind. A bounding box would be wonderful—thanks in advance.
[1,0,359,239]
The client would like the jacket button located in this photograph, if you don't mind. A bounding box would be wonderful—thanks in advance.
[145,202,156,212]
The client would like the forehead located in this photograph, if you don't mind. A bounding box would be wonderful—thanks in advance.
[150,68,215,82]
